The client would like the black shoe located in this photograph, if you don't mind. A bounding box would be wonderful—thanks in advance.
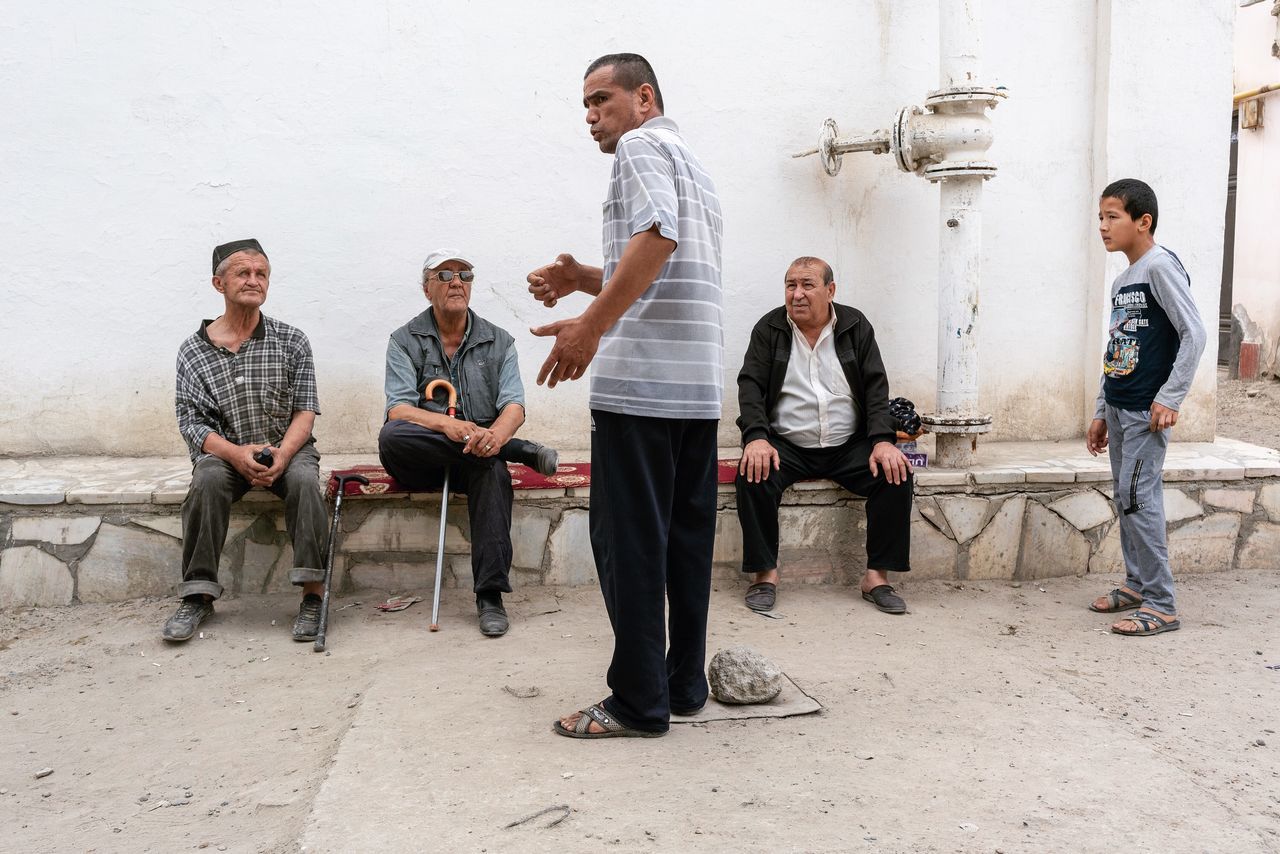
[745,582,777,612]
[861,584,907,615]
[293,594,323,641]
[476,593,509,637]
[531,444,559,477]
[162,596,213,642]
[503,438,560,476]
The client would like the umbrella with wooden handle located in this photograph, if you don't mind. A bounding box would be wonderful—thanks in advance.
[314,472,369,652]
[423,378,459,632]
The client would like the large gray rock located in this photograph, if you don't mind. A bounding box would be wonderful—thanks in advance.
[708,645,783,705]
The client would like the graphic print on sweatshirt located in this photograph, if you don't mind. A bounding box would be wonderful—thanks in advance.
[1103,288,1151,378]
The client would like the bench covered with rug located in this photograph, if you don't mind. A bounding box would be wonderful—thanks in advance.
[324,459,745,498]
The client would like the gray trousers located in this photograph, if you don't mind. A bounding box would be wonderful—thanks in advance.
[178,444,328,600]
[1105,404,1175,614]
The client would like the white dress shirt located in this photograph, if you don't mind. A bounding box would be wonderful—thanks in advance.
[771,307,858,449]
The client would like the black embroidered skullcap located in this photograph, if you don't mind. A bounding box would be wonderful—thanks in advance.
[212,238,268,274]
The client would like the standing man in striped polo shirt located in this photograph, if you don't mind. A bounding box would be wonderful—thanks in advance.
[528,53,724,738]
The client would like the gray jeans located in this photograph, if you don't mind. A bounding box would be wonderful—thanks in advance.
[178,444,328,600]
[1105,404,1175,614]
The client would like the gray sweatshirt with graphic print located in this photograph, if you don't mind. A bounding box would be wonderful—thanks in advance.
[1093,245,1206,421]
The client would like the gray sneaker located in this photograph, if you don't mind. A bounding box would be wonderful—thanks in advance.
[162,597,213,642]
[293,594,323,641]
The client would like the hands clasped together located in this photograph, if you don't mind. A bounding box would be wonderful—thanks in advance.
[230,444,291,488]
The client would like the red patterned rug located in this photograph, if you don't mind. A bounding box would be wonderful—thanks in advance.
[328,459,742,499]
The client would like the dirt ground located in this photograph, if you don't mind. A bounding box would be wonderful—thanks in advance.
[3,381,1279,853]
[2,574,1279,854]
[1217,371,1280,451]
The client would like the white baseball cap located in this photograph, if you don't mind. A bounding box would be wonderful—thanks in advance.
[421,248,474,273]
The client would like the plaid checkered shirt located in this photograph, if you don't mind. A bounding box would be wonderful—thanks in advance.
[175,314,321,463]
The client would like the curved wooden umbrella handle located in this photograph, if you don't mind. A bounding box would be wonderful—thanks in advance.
[424,379,458,418]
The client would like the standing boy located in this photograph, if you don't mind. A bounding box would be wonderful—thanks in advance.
[1086,179,1206,636]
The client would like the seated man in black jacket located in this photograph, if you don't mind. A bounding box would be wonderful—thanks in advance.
[735,256,913,614]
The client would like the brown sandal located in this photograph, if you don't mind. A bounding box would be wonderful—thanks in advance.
[1089,587,1142,613]
[1111,609,1181,637]
[552,704,665,739]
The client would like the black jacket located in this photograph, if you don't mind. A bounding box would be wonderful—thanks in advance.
[735,303,896,451]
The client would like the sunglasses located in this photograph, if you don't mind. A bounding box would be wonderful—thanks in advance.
[430,270,475,283]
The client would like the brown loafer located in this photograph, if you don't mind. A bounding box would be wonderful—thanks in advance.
[745,582,777,612]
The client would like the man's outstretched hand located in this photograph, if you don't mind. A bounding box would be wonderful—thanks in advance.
[527,254,583,308]
[531,316,602,388]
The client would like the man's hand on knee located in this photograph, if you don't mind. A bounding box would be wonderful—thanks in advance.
[868,441,911,485]
[739,439,780,483]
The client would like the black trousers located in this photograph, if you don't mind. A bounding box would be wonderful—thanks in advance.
[179,444,328,600]
[735,435,913,574]
[590,410,718,734]
[377,420,513,594]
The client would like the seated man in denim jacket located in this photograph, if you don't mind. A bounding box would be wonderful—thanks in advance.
[378,249,558,637]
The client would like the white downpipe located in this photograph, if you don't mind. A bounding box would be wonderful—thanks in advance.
[935,177,982,424]
[940,0,981,88]
[929,0,990,468]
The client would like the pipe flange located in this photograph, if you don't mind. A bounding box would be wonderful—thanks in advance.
[922,160,999,182]
[892,105,922,172]
[819,118,842,177]
[924,86,1007,110]
[920,414,993,435]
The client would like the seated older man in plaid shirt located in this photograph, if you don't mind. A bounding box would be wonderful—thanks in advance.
[165,239,328,643]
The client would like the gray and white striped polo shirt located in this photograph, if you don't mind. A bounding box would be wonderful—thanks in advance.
[592,115,724,420]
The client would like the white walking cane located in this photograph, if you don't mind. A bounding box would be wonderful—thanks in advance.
[423,379,459,632]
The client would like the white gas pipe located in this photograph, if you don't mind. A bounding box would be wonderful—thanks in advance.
[795,0,1006,468]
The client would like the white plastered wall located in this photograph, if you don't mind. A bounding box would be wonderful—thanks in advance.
[1232,0,1280,375]
[1082,0,1233,439]
[0,0,1231,456]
